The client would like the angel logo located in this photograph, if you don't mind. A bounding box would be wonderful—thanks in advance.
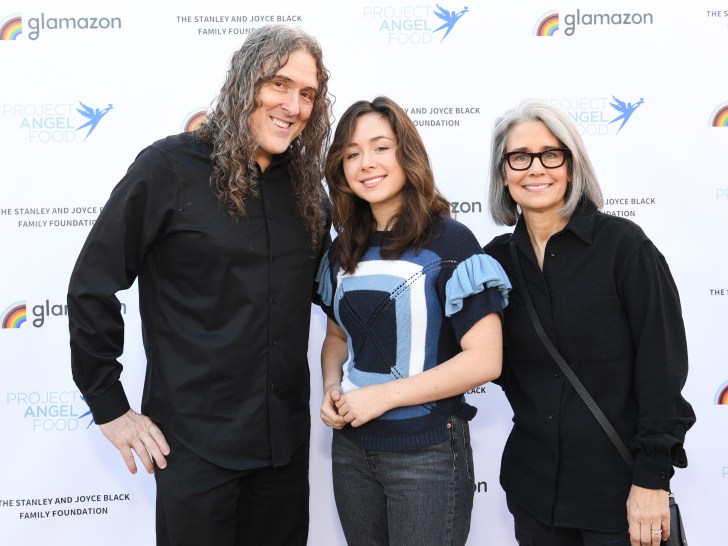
[432,4,469,42]
[608,96,644,133]
[76,101,113,140]
[79,396,95,428]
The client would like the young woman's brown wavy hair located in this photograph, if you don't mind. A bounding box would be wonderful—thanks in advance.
[196,25,333,251]
[325,96,450,273]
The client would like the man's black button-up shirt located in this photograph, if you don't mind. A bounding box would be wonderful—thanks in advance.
[68,133,330,470]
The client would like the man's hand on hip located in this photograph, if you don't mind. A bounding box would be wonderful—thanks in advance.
[99,409,170,474]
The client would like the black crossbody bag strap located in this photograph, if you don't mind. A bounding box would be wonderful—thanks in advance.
[509,240,635,472]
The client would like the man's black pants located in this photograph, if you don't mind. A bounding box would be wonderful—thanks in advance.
[154,431,309,546]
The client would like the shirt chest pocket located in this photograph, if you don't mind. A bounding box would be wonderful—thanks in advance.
[561,296,632,362]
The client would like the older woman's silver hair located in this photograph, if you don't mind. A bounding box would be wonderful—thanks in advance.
[488,99,604,226]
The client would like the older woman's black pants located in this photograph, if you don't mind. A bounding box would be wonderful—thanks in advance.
[509,500,630,546]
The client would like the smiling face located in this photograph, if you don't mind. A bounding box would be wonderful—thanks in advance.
[342,112,407,230]
[250,49,319,172]
[504,119,570,220]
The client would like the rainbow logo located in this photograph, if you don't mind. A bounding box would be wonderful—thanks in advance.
[535,11,559,36]
[710,103,728,127]
[715,382,728,405]
[0,14,22,40]
[182,109,207,133]
[1,301,26,328]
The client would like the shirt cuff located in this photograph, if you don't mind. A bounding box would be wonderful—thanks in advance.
[632,453,674,490]
[84,382,131,425]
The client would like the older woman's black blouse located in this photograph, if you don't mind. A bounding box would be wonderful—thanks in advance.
[484,200,695,532]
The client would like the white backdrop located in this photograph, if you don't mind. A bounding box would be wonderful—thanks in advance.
[1,1,727,544]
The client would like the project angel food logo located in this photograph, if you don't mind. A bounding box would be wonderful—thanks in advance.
[5,391,94,432]
[534,9,654,36]
[362,3,471,45]
[548,95,645,136]
[0,13,22,39]
[0,11,121,40]
[2,101,114,143]
[711,103,728,127]
[608,96,644,133]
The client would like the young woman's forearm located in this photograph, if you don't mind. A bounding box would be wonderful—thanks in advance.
[382,312,502,409]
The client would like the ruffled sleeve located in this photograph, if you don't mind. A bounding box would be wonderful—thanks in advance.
[445,254,511,317]
[315,249,334,307]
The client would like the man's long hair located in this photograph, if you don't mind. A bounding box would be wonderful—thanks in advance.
[196,25,332,250]
[324,97,451,273]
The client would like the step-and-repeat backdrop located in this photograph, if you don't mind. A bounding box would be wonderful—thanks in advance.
[2,1,726,544]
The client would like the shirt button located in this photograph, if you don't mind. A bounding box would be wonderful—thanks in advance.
[549,251,556,257]
[271,255,277,261]
[548,413,555,420]
[272,340,279,347]
[269,383,275,391]
[554,372,560,377]
[272,297,278,304]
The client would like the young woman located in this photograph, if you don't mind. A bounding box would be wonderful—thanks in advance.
[316,96,510,546]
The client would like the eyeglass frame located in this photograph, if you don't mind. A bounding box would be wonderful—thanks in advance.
[501,148,571,171]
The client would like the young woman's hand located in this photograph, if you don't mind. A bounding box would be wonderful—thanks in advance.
[321,383,347,429]
[335,384,391,427]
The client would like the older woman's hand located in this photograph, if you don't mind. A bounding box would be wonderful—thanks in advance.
[626,485,669,546]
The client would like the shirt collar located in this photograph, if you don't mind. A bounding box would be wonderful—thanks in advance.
[513,199,598,247]
[254,151,290,176]
[563,199,598,244]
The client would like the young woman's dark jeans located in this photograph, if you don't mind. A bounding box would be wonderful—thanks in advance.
[332,416,475,546]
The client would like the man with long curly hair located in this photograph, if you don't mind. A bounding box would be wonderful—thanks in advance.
[68,25,332,545]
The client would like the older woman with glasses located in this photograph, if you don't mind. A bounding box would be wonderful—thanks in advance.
[483,100,695,546]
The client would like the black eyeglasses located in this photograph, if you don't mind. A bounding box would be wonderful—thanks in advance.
[502,148,570,171]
